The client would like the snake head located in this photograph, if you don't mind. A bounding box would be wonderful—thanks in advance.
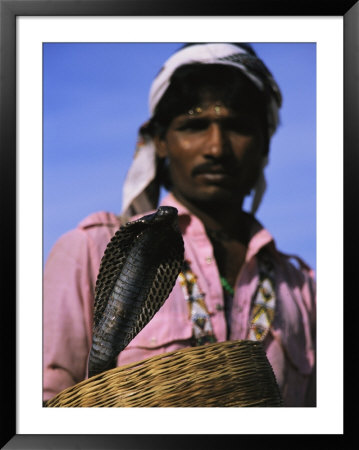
[136,206,179,231]
[155,205,178,219]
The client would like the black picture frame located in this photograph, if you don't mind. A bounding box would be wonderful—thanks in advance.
[1,0,357,448]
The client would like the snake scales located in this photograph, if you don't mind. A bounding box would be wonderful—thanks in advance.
[87,206,184,378]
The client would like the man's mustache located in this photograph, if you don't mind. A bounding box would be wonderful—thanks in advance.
[191,161,238,176]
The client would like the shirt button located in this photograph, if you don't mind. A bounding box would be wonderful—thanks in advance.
[150,337,157,344]
[205,257,213,264]
[216,303,224,311]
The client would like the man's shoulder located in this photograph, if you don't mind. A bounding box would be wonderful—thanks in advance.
[77,211,122,230]
[49,211,122,257]
[273,248,315,284]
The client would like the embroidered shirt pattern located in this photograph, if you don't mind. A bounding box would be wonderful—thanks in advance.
[179,251,276,345]
[178,260,217,346]
[247,251,276,341]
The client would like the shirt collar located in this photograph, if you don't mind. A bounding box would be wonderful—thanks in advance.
[159,192,276,260]
[159,192,191,217]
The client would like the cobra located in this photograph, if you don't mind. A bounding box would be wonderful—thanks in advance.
[87,206,184,378]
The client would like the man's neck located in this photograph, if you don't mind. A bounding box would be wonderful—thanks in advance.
[172,192,252,246]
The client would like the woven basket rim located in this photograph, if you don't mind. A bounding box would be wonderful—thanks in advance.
[46,340,282,408]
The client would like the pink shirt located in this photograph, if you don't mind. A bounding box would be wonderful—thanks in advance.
[43,193,316,406]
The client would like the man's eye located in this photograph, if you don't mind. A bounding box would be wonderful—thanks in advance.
[175,119,210,132]
[224,118,256,135]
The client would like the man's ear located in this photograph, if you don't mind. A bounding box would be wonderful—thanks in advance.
[263,136,270,157]
[153,136,168,158]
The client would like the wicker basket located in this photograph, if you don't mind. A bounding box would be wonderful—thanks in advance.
[46,340,282,407]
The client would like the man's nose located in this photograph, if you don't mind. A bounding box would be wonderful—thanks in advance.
[205,122,229,157]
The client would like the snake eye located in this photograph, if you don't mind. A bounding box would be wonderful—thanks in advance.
[156,206,178,221]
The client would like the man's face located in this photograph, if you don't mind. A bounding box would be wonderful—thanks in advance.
[155,99,267,208]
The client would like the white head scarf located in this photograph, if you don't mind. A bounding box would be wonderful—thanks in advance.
[122,43,282,219]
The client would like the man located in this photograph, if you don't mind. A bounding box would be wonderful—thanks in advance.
[43,43,316,406]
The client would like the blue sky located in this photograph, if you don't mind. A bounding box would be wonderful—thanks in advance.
[43,43,316,271]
